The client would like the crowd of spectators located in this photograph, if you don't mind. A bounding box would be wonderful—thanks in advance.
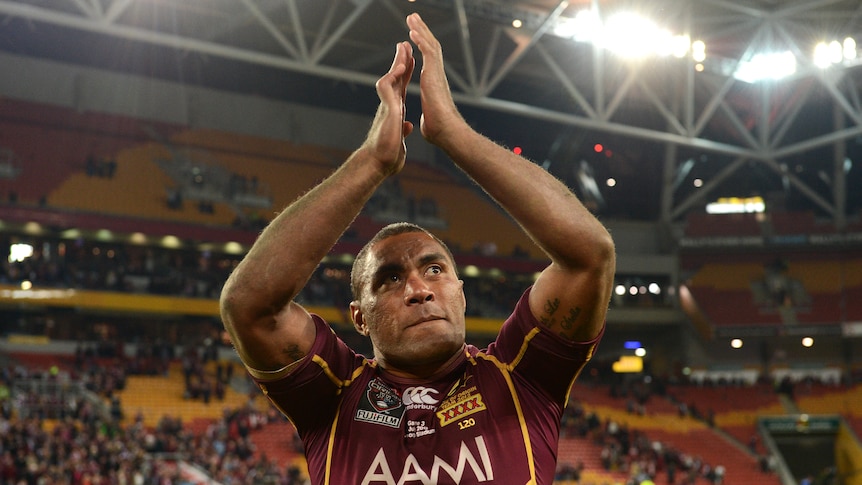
[7,336,853,484]
[0,226,671,336]
[557,399,730,485]
[0,237,229,300]
[84,156,117,179]
[0,225,847,484]
[0,237,556,333]
[1,359,306,484]
[0,234,537,320]
[179,341,232,404]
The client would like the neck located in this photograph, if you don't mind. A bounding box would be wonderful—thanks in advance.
[378,344,466,380]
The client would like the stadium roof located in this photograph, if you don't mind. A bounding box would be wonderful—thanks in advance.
[1,0,862,223]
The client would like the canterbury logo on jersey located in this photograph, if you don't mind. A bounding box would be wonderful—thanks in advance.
[402,386,440,408]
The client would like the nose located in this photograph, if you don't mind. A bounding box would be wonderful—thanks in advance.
[404,274,434,304]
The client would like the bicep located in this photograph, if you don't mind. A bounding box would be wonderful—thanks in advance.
[221,298,317,372]
[528,263,611,342]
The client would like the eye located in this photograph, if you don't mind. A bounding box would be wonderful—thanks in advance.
[387,274,401,282]
[426,265,443,276]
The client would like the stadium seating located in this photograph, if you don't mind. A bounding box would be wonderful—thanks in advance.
[115,361,260,428]
[769,210,837,236]
[561,382,783,485]
[683,253,861,328]
[3,95,859,485]
[3,97,546,264]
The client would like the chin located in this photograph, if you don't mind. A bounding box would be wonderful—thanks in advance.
[409,321,460,342]
[407,333,462,360]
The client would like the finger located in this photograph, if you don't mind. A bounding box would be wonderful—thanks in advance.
[388,42,414,81]
[402,56,415,99]
[389,42,404,73]
[375,74,401,108]
[408,13,440,51]
[401,40,414,62]
[406,13,430,42]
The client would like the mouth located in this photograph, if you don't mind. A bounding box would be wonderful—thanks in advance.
[408,315,446,328]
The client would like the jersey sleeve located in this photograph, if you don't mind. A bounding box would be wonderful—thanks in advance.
[248,314,368,435]
[487,286,604,406]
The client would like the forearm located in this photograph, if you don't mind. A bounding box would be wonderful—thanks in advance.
[407,11,613,342]
[225,148,388,309]
[220,40,413,369]
[436,126,614,270]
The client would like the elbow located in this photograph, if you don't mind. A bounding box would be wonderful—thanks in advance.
[218,274,274,362]
[218,270,263,328]
[596,232,617,301]
[551,225,616,277]
[219,264,295,329]
[598,230,616,270]
[585,226,616,276]
[219,276,245,332]
[219,270,244,312]
[581,230,616,301]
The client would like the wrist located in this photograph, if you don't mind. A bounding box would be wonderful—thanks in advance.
[352,145,403,180]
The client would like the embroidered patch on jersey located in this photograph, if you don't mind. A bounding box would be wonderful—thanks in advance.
[355,378,405,428]
[402,386,440,410]
[444,373,474,399]
[436,385,487,427]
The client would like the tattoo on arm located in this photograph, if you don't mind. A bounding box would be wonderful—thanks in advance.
[283,344,305,363]
[561,307,581,330]
[540,298,561,327]
[540,297,583,339]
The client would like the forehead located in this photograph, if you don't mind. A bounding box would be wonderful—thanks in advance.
[368,232,449,267]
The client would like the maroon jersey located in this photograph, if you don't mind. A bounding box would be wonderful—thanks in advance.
[251,288,601,484]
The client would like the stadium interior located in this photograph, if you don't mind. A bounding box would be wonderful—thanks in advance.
[0,1,861,484]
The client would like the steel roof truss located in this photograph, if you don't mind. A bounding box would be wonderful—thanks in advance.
[239,0,302,61]
[534,42,598,120]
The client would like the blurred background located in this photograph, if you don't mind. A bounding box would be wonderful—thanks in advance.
[0,1,861,484]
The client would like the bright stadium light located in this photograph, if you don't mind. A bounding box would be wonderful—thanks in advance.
[563,9,602,43]
[735,51,796,83]
[844,37,857,60]
[815,37,858,68]
[602,13,689,59]
[691,40,706,62]
[9,243,34,263]
[558,9,694,60]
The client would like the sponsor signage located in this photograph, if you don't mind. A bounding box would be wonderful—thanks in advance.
[760,415,841,433]
[680,231,862,249]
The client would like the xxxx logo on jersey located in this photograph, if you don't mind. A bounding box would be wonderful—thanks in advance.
[436,386,486,427]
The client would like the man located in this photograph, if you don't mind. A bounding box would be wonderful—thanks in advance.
[220,13,615,485]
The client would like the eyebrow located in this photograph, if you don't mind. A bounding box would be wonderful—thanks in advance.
[419,252,449,268]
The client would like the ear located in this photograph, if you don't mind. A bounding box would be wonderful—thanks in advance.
[349,300,369,336]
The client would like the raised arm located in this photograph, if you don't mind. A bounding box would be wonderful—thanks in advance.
[219,42,416,372]
[407,14,615,342]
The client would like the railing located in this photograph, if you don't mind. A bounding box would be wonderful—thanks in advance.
[11,378,110,421]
